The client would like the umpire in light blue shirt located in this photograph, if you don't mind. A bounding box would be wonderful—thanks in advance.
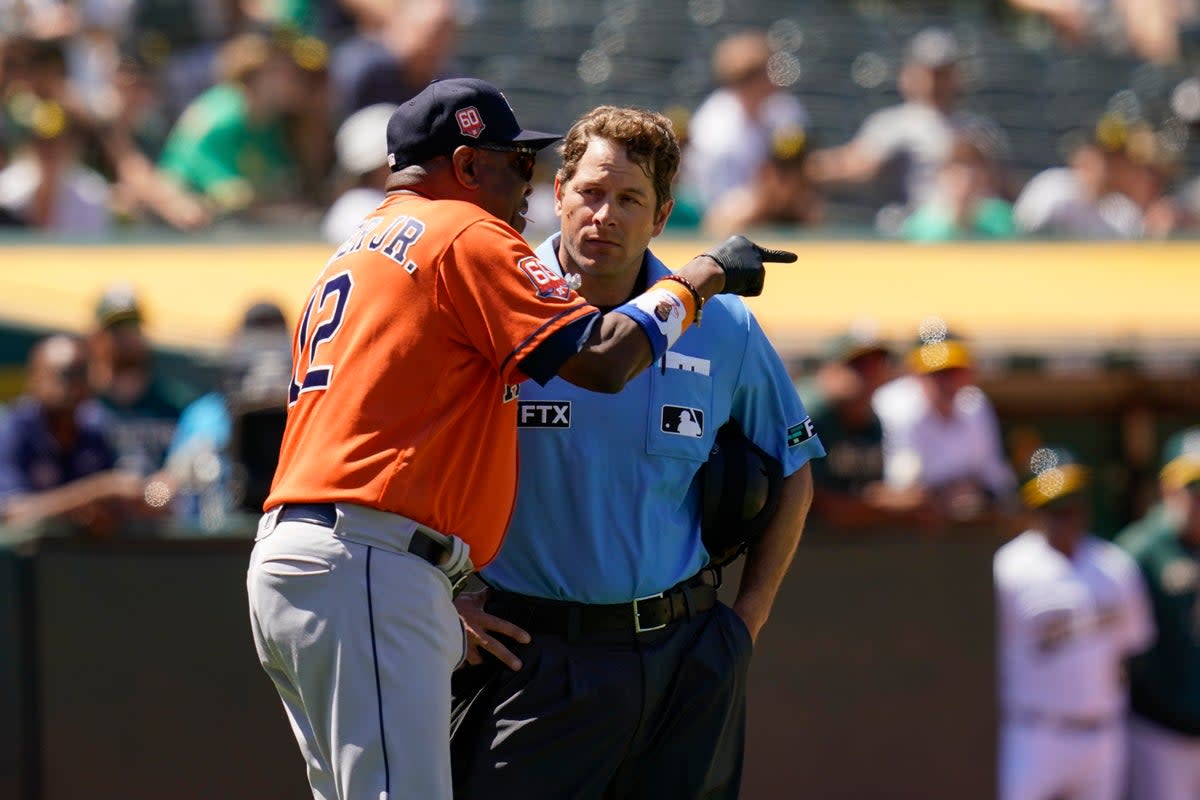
[451,106,825,800]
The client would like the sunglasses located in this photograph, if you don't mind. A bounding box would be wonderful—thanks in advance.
[475,144,536,182]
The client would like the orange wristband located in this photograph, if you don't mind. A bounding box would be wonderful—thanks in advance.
[615,278,698,359]
[662,274,703,324]
[650,278,697,334]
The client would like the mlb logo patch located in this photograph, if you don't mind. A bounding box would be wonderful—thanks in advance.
[455,106,485,138]
[517,256,572,301]
[661,405,704,438]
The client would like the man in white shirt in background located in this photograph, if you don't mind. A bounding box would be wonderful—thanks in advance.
[1013,113,1144,239]
[321,102,397,244]
[874,321,1016,522]
[805,27,1007,230]
[682,29,809,214]
[0,97,110,235]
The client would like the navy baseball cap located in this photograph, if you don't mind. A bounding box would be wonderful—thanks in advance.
[385,78,561,171]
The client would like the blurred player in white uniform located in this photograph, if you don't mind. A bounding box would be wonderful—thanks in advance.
[995,447,1154,800]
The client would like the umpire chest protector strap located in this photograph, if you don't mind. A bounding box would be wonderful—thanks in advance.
[699,420,783,568]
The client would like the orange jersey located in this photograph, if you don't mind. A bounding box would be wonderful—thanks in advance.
[266,192,597,566]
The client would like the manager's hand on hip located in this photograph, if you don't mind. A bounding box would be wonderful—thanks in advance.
[454,588,530,671]
[703,234,798,297]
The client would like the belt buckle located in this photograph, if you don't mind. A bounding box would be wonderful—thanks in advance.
[633,591,667,634]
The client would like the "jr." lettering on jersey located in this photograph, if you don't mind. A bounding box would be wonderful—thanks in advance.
[330,214,428,274]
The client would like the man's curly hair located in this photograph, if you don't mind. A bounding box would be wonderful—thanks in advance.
[557,106,681,214]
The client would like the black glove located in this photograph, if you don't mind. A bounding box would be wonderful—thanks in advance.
[703,235,798,297]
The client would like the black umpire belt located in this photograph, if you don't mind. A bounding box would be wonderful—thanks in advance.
[277,503,450,570]
[486,574,717,638]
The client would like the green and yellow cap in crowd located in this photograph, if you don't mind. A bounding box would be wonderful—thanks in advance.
[906,318,973,375]
[1160,427,1200,490]
[1021,446,1089,509]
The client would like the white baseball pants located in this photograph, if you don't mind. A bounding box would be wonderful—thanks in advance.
[1127,713,1200,800]
[1000,720,1124,800]
[247,511,466,800]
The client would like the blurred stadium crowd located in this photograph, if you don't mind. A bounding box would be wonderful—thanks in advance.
[5,0,1200,239]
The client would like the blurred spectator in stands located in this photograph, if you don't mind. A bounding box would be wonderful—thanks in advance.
[681,29,809,215]
[874,321,1017,522]
[0,333,152,539]
[902,132,1017,241]
[1007,0,1192,65]
[166,300,291,531]
[702,124,824,236]
[129,0,243,117]
[803,326,931,531]
[0,96,110,234]
[1012,112,1180,239]
[1167,75,1200,228]
[1116,427,1200,800]
[0,2,79,41]
[88,283,193,477]
[521,152,562,244]
[321,101,394,243]
[4,35,84,114]
[1015,113,1153,238]
[660,104,703,231]
[103,50,212,230]
[1113,121,1188,238]
[806,27,1007,230]
[328,0,458,122]
[240,0,324,36]
[282,30,334,205]
[0,32,211,232]
[157,29,328,221]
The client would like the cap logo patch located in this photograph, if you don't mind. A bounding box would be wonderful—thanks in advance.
[455,106,485,138]
[517,256,572,301]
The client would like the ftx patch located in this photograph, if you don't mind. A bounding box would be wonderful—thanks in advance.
[788,417,816,447]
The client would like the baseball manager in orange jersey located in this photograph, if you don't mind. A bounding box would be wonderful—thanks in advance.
[245,77,795,800]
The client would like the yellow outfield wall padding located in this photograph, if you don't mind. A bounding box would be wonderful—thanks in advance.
[0,240,1196,351]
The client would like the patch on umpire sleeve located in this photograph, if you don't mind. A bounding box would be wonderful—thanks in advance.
[787,417,816,447]
[517,401,571,428]
[661,405,704,438]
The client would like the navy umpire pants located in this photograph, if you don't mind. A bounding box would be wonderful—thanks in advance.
[450,591,753,799]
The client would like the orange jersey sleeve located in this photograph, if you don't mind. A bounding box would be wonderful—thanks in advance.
[437,212,590,384]
[265,193,597,566]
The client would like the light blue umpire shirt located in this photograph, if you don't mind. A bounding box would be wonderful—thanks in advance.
[481,234,826,604]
